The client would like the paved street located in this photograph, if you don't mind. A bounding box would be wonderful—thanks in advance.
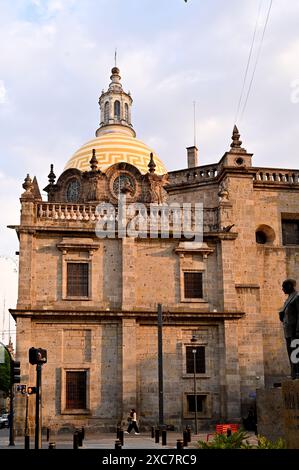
[0,428,258,450]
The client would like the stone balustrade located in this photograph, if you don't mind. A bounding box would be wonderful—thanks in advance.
[253,168,299,184]
[168,164,218,186]
[36,203,219,233]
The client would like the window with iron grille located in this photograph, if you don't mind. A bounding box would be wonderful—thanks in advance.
[66,371,87,409]
[282,219,299,245]
[187,394,206,413]
[184,272,203,299]
[67,263,89,297]
[186,346,206,374]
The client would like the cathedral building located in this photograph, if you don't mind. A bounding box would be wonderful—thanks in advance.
[9,66,299,433]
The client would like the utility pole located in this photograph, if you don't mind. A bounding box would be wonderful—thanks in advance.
[29,347,47,450]
[157,303,164,427]
[35,363,42,449]
[24,392,29,449]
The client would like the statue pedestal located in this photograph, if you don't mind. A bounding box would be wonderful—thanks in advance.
[256,387,284,442]
[282,380,299,449]
[256,380,299,448]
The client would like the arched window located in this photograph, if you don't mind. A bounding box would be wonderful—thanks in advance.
[104,101,109,123]
[114,100,120,120]
[125,103,129,122]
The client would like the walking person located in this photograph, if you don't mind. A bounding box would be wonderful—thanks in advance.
[125,408,140,434]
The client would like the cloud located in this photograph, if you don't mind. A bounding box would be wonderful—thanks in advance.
[0,80,7,104]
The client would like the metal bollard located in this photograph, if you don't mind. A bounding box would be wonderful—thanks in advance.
[119,429,124,446]
[155,428,160,443]
[48,442,56,449]
[115,439,122,450]
[177,439,184,449]
[183,430,188,447]
[73,431,79,450]
[186,426,191,443]
[46,428,50,442]
[77,430,83,447]
[24,435,30,450]
[151,426,155,439]
[162,429,167,446]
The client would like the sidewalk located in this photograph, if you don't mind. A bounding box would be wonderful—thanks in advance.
[0,430,204,450]
[0,429,258,450]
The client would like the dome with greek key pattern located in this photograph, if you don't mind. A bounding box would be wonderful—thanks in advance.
[64,132,167,175]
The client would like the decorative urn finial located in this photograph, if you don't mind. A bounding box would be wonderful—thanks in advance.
[90,149,98,171]
[48,164,56,185]
[22,174,33,192]
[21,174,34,199]
[148,153,156,173]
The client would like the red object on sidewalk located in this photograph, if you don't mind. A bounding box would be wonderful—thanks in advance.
[206,423,239,441]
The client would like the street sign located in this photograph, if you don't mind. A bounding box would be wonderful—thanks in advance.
[16,384,27,394]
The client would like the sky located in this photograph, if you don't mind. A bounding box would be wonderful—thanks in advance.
[0,0,299,343]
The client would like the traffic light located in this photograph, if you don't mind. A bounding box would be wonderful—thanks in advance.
[11,360,21,384]
[29,347,47,365]
[27,386,37,395]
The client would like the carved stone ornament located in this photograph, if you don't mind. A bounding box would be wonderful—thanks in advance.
[218,183,229,201]
[147,173,169,204]
[21,174,34,199]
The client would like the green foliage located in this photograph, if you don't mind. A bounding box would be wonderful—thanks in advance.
[0,347,11,394]
[198,429,252,449]
[197,429,286,449]
[256,435,286,449]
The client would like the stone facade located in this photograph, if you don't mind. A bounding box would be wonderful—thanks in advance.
[8,70,299,434]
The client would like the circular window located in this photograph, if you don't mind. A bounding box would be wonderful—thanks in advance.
[235,157,244,166]
[255,225,275,245]
[111,172,136,198]
[66,179,81,203]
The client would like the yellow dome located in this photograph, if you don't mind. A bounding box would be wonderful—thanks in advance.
[65,133,167,175]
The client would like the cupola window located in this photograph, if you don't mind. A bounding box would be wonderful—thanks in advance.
[125,103,129,122]
[114,100,120,120]
[104,101,109,123]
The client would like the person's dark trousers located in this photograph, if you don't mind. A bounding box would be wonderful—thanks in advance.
[127,422,139,433]
[286,337,299,378]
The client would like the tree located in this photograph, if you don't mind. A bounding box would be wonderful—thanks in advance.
[0,346,11,394]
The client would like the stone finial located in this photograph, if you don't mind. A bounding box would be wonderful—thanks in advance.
[22,174,33,192]
[90,149,98,171]
[148,153,156,173]
[231,125,242,148]
[32,176,42,200]
[21,174,34,199]
[48,164,56,185]
[230,125,246,153]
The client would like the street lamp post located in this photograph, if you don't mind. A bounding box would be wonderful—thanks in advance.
[191,335,198,435]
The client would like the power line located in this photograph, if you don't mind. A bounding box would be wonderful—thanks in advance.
[240,0,273,121]
[235,0,264,124]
